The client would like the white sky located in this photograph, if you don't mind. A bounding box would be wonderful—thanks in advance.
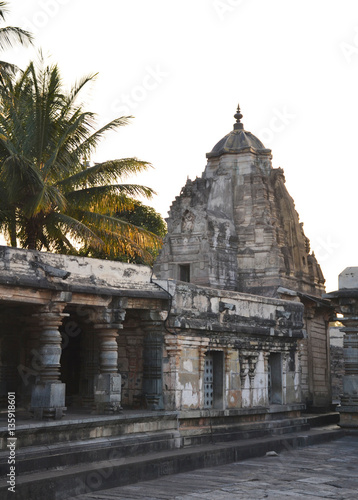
[4,0,358,292]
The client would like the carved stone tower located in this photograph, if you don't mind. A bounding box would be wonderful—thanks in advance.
[154,105,325,298]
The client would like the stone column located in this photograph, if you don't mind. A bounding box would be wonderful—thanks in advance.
[339,316,358,426]
[263,352,270,406]
[164,335,183,410]
[248,354,259,407]
[325,267,358,428]
[142,312,165,410]
[239,352,250,407]
[30,302,68,420]
[92,306,124,414]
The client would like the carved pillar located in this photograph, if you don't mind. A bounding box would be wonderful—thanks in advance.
[339,313,358,426]
[93,305,125,414]
[142,313,165,410]
[30,301,68,420]
[239,352,250,407]
[325,271,358,427]
[198,342,209,408]
[248,354,259,406]
[164,336,183,410]
[281,352,288,405]
[263,352,270,406]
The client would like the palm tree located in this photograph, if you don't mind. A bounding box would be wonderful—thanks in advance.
[0,58,161,264]
[0,1,33,77]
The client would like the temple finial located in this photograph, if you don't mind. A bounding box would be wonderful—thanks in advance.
[234,104,244,130]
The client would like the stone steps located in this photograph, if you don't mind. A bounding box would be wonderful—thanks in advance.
[180,416,310,446]
[0,425,344,500]
[304,412,340,427]
[0,430,180,477]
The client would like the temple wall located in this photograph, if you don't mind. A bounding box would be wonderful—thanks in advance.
[159,281,304,411]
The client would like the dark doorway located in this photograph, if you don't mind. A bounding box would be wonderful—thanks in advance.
[60,318,82,406]
[179,264,190,282]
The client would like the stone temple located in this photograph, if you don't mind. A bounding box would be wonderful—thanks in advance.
[154,105,331,410]
[0,105,338,499]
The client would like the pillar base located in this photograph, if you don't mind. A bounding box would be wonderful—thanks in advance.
[339,405,358,428]
[94,373,122,414]
[30,382,66,420]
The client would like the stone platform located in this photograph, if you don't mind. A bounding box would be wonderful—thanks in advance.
[0,407,342,500]
[70,434,358,499]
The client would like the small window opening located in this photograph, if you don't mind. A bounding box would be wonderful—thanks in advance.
[179,264,190,282]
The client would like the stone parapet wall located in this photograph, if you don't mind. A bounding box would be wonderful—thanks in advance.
[0,246,161,295]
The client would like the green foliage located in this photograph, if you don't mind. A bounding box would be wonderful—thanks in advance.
[0,1,33,77]
[0,56,161,264]
[80,201,166,264]
[116,201,167,238]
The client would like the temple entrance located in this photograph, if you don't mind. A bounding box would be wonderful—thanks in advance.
[204,351,224,409]
[60,317,82,407]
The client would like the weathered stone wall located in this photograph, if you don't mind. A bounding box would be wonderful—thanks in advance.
[158,280,303,411]
[0,245,158,294]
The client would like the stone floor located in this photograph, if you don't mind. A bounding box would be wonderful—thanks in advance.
[70,435,358,499]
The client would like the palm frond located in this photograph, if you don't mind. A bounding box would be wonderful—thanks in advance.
[65,184,155,213]
[58,158,152,190]
[0,26,33,50]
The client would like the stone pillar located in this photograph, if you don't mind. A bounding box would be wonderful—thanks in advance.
[239,352,250,407]
[164,335,183,410]
[30,302,67,420]
[248,354,259,407]
[339,318,358,426]
[93,306,124,414]
[263,352,270,406]
[325,267,358,428]
[142,313,165,410]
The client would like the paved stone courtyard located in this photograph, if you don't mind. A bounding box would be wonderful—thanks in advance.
[71,436,358,499]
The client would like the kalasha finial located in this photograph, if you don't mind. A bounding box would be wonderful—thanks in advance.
[234,104,244,130]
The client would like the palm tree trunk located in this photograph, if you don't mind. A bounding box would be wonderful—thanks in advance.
[9,209,17,247]
[26,218,38,250]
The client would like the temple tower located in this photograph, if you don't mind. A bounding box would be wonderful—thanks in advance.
[154,105,331,409]
[154,105,325,298]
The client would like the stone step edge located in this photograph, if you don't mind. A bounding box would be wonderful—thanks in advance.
[0,426,344,500]
[0,430,179,463]
[180,416,308,432]
[1,416,309,461]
